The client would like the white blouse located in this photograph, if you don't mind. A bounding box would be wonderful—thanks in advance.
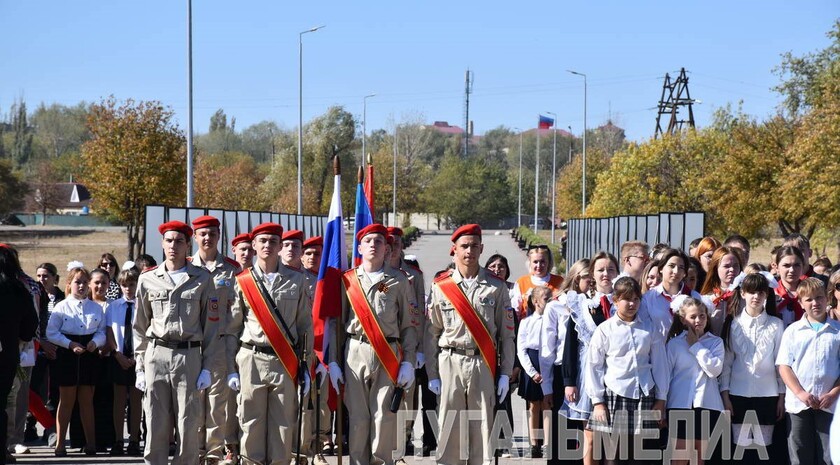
[517,312,553,383]
[666,331,725,411]
[720,310,785,397]
[640,285,703,340]
[46,297,107,349]
[585,314,669,403]
[105,298,136,353]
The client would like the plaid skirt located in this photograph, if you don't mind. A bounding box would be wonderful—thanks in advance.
[589,387,660,435]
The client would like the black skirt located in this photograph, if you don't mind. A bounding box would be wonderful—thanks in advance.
[668,407,723,440]
[109,355,136,387]
[729,395,778,426]
[517,348,544,402]
[54,333,100,386]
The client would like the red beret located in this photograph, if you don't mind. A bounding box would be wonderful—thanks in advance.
[231,233,252,247]
[159,220,193,238]
[303,236,323,249]
[355,223,388,243]
[191,215,220,230]
[251,222,283,238]
[386,227,403,237]
[451,224,482,242]
[386,235,396,245]
[282,229,305,243]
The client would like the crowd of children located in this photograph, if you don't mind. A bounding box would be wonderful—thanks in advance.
[510,234,839,465]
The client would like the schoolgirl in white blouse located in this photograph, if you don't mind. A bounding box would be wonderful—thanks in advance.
[719,272,784,464]
[516,286,552,458]
[699,246,743,336]
[641,248,703,340]
[46,266,107,456]
[665,295,725,465]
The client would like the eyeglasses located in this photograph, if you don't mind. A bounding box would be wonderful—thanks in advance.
[627,255,647,260]
[528,244,550,251]
[100,262,116,268]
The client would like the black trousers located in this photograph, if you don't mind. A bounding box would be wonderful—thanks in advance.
[415,366,437,448]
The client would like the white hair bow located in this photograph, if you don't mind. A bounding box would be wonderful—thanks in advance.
[669,294,690,314]
[122,261,136,271]
[66,260,84,271]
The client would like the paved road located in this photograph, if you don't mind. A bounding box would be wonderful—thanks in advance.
[16,231,541,464]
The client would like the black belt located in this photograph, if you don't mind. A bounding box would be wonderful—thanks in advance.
[241,342,276,356]
[348,333,400,345]
[443,346,481,357]
[152,338,201,350]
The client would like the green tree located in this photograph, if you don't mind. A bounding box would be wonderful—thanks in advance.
[425,155,514,226]
[554,148,611,220]
[194,152,267,210]
[10,99,33,168]
[31,102,90,159]
[81,97,186,259]
[0,159,28,215]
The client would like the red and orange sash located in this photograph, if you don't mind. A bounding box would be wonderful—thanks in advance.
[435,273,498,379]
[342,270,401,385]
[236,269,299,380]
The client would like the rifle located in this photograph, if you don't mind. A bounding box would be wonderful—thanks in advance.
[296,333,308,464]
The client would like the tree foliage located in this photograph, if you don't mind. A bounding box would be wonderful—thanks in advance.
[424,155,514,227]
[194,151,267,211]
[81,97,186,259]
[554,148,611,221]
[0,159,28,215]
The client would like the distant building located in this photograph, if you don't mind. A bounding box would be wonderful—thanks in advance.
[24,182,92,216]
[424,121,482,145]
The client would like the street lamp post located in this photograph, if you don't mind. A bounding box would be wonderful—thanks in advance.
[534,119,540,233]
[298,25,325,215]
[392,125,397,226]
[568,70,587,216]
[514,127,523,228]
[547,111,557,244]
[186,0,194,207]
[568,125,572,163]
[362,93,376,168]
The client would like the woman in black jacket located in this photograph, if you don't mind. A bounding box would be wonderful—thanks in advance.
[0,244,38,465]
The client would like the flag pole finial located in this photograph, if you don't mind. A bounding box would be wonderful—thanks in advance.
[333,153,341,176]
[366,153,372,165]
[357,165,364,184]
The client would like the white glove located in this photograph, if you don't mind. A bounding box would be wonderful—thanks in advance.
[196,369,212,391]
[328,362,344,392]
[415,352,425,369]
[315,363,329,387]
[302,371,311,397]
[428,378,441,396]
[397,361,415,388]
[496,375,510,402]
[227,373,240,392]
[135,371,146,392]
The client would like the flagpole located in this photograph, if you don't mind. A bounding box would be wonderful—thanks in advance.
[534,120,540,233]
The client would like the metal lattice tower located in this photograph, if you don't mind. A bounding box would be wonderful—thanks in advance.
[654,68,695,138]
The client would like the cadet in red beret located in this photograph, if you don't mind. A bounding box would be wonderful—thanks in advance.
[227,222,313,465]
[328,224,420,465]
[231,234,254,271]
[280,230,305,272]
[301,237,323,275]
[426,222,515,465]
[189,215,241,460]
[134,221,213,464]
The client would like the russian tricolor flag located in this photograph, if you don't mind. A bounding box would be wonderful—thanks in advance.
[539,114,555,129]
[351,167,374,266]
[313,169,347,364]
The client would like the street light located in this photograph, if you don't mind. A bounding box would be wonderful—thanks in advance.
[513,127,523,228]
[362,93,376,168]
[568,125,572,163]
[567,70,587,216]
[547,111,557,244]
[392,125,398,226]
[186,0,194,207]
[298,24,325,215]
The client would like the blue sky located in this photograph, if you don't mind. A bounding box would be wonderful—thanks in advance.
[1,1,836,141]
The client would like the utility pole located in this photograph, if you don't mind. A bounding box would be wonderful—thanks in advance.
[463,69,473,156]
[654,68,696,138]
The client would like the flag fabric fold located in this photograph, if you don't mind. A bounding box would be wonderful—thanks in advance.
[364,163,375,219]
[538,114,555,129]
[352,173,374,267]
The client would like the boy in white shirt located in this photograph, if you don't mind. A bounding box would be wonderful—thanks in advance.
[776,277,840,465]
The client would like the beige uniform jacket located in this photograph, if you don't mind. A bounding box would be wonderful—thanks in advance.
[190,253,240,372]
[134,263,213,371]
[330,265,421,366]
[424,267,516,380]
[398,259,425,354]
[227,263,314,375]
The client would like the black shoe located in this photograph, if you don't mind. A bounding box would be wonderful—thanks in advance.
[126,441,142,456]
[530,445,543,459]
[169,442,177,456]
[110,442,125,456]
[404,441,415,455]
[23,427,39,443]
[84,447,97,456]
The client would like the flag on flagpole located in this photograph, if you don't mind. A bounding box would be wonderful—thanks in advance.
[313,167,347,365]
[538,114,555,129]
[352,166,374,266]
[364,160,375,219]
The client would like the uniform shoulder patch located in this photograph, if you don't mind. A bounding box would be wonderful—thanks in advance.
[407,263,423,274]
[433,269,453,283]
[141,265,158,273]
[223,256,241,270]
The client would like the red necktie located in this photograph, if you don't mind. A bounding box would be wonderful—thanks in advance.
[600,295,611,320]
